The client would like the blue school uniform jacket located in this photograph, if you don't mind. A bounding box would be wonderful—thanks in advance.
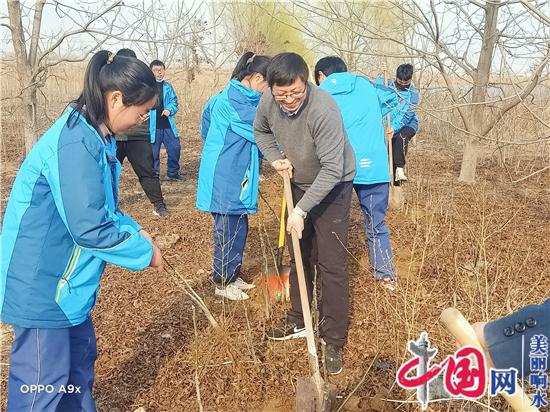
[200,91,222,140]
[375,76,419,132]
[149,81,180,143]
[0,109,153,329]
[196,80,261,215]
[320,72,409,185]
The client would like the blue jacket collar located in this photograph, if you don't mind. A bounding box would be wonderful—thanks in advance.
[229,79,261,104]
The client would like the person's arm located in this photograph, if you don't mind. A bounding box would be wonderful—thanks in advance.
[200,100,213,141]
[401,89,419,129]
[254,96,281,163]
[475,299,550,378]
[164,83,179,116]
[296,106,346,213]
[45,136,154,271]
[227,99,256,143]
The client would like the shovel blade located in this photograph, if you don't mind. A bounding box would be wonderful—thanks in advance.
[262,265,290,303]
[296,377,317,412]
[295,377,338,412]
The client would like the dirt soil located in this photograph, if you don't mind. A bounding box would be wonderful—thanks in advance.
[1,119,549,412]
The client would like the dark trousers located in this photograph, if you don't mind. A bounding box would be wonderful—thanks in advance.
[392,126,417,168]
[211,213,248,284]
[287,181,353,347]
[152,128,181,178]
[116,140,164,205]
[7,318,97,412]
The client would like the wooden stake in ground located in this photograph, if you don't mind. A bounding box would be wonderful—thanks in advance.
[440,308,539,412]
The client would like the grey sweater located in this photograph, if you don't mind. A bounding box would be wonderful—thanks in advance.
[254,82,356,212]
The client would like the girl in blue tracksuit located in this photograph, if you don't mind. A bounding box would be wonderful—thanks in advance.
[0,50,163,411]
[197,52,271,301]
[315,56,410,290]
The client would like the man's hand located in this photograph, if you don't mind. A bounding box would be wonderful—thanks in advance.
[287,210,305,239]
[471,321,494,366]
[385,126,394,138]
[271,159,293,178]
[162,109,170,117]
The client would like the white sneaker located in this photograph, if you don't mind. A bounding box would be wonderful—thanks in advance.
[395,167,408,181]
[233,277,256,290]
[215,283,250,301]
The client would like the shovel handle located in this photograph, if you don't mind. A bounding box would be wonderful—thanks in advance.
[383,66,395,187]
[440,308,539,412]
[282,173,323,388]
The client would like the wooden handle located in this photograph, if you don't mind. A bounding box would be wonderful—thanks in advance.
[440,308,539,412]
[383,67,394,187]
[277,193,286,249]
[282,173,323,391]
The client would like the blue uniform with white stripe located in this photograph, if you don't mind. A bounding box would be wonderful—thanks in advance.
[1,108,153,411]
[197,80,261,283]
[320,72,408,280]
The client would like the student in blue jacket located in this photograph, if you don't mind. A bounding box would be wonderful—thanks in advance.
[315,56,410,291]
[197,52,271,301]
[149,59,183,180]
[0,50,163,411]
[375,64,419,182]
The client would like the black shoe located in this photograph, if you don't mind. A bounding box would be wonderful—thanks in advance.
[153,202,170,217]
[167,174,184,181]
[324,343,343,375]
[266,322,306,341]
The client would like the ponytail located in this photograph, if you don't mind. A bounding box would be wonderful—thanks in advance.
[70,50,157,129]
[230,51,271,81]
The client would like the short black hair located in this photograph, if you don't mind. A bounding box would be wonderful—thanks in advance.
[150,59,165,69]
[116,48,137,58]
[266,52,309,87]
[314,56,347,85]
[396,64,414,82]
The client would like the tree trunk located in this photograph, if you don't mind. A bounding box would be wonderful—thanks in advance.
[22,87,38,154]
[459,137,479,183]
[459,0,500,182]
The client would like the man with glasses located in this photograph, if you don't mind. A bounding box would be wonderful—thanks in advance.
[114,49,169,217]
[254,52,356,375]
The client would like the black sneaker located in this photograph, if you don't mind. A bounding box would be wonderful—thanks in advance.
[266,322,306,341]
[167,174,184,181]
[324,343,343,375]
[153,202,170,217]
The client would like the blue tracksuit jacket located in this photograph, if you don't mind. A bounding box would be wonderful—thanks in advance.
[0,109,153,328]
[320,72,410,184]
[196,80,261,214]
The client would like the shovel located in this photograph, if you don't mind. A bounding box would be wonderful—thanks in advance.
[383,66,405,210]
[282,173,337,412]
[262,192,290,303]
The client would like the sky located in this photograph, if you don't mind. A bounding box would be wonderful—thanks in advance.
[1,0,549,75]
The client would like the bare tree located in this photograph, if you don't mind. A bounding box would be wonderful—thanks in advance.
[289,0,550,182]
[125,1,211,71]
[2,0,135,153]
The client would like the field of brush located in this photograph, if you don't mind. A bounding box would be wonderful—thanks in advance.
[1,62,549,411]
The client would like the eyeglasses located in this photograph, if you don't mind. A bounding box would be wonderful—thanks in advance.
[272,87,307,102]
[138,112,150,123]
